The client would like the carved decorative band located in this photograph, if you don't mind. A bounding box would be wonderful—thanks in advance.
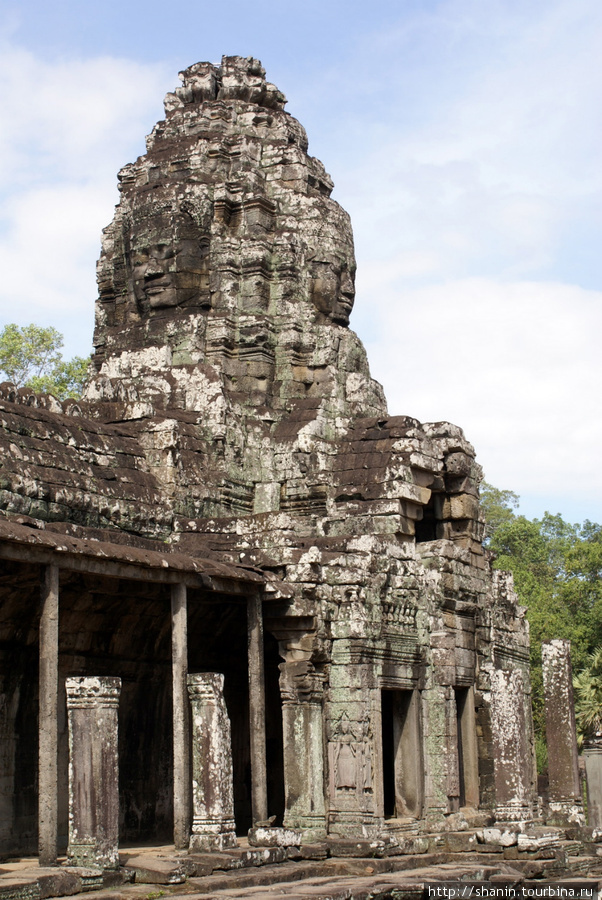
[191,815,236,833]
[187,672,225,702]
[281,692,324,706]
[66,676,121,708]
[495,803,533,822]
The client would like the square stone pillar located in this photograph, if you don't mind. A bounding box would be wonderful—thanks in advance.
[490,668,534,821]
[187,673,237,851]
[542,640,584,824]
[280,660,327,839]
[247,594,268,824]
[39,565,59,866]
[171,583,191,850]
[66,676,121,869]
[583,745,602,827]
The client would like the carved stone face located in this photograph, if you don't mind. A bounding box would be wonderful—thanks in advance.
[309,255,356,326]
[128,212,210,312]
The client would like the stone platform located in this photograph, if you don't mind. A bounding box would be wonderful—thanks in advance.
[1,828,602,900]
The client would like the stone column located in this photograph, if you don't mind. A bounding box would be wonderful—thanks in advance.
[66,677,121,869]
[421,684,452,820]
[280,660,326,839]
[171,583,190,849]
[490,668,533,821]
[583,743,602,827]
[247,594,268,824]
[39,565,59,866]
[459,686,480,809]
[394,689,425,817]
[445,689,461,811]
[542,640,584,824]
[187,673,237,851]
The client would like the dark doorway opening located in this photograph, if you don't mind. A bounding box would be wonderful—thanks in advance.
[381,690,396,818]
[415,494,440,543]
[381,689,423,820]
[455,687,468,808]
[188,598,251,835]
[264,631,285,825]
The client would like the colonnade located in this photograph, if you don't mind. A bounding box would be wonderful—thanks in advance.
[36,562,600,867]
[37,564,268,866]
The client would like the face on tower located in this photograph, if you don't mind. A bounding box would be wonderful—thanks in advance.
[309,253,356,326]
[94,56,362,364]
[128,209,210,313]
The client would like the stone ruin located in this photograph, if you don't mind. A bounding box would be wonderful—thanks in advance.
[0,56,559,874]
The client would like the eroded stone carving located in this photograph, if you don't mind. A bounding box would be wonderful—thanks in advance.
[333,714,357,790]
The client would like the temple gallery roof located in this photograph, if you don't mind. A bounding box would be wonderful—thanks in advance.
[0,513,265,595]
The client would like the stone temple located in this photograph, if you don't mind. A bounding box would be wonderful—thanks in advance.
[0,57,539,866]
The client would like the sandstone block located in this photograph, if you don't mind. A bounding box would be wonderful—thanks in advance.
[248,825,302,847]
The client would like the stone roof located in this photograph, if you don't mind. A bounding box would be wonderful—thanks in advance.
[0,513,264,593]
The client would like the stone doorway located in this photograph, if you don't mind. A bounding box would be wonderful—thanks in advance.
[381,689,423,820]
[454,686,479,810]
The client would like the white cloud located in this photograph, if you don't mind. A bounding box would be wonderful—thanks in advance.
[361,277,602,510]
[0,44,171,187]
[0,183,110,311]
[333,0,602,286]
[327,0,602,520]
[0,44,173,357]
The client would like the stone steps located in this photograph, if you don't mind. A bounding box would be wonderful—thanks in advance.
[0,867,105,900]
[2,830,602,900]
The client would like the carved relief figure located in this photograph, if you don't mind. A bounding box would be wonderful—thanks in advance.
[357,715,373,793]
[333,714,357,790]
[334,586,368,639]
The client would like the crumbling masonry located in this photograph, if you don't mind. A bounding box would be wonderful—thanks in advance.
[0,56,537,861]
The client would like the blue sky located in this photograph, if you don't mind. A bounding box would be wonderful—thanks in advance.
[1,0,601,524]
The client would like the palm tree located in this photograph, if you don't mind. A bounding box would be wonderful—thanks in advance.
[574,647,602,748]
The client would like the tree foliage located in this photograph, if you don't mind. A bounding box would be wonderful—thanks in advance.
[574,648,602,748]
[480,481,520,540]
[0,323,90,400]
[481,481,602,764]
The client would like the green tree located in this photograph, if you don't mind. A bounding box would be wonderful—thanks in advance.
[480,481,520,541]
[481,481,602,769]
[0,323,90,400]
[574,647,602,748]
